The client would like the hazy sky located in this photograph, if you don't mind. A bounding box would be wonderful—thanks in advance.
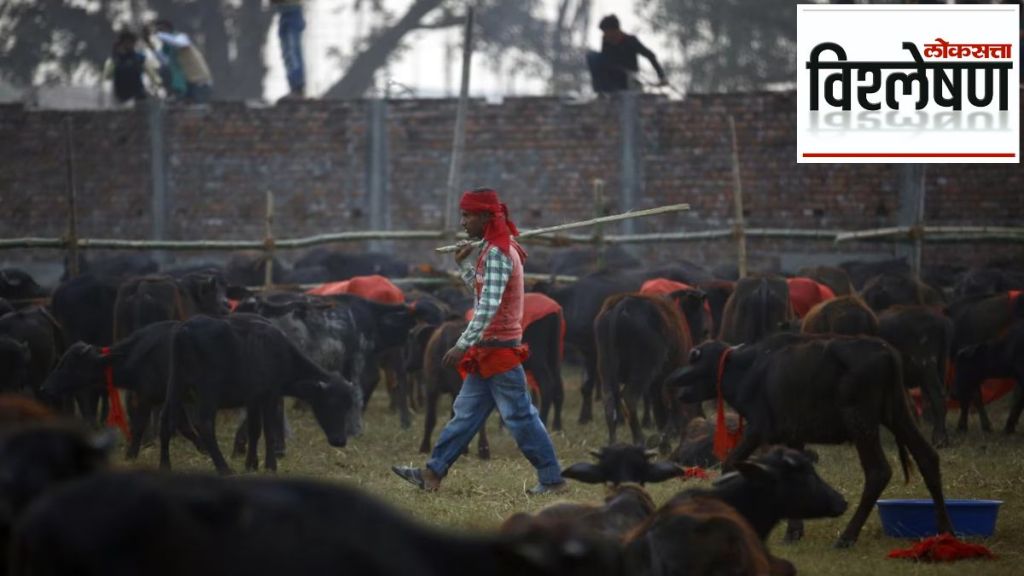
[262,0,674,100]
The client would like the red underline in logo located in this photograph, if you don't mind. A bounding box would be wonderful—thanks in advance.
[802,153,1016,158]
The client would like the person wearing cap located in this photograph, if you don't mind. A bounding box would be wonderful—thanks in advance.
[392,188,566,496]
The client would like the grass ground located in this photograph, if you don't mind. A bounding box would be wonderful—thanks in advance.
[123,367,1024,575]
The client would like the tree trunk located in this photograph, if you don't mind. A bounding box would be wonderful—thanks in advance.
[321,0,447,100]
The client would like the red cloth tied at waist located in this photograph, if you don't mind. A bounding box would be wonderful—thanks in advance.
[457,345,531,380]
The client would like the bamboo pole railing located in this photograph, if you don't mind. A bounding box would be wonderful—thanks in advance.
[5,224,1024,253]
[434,202,691,253]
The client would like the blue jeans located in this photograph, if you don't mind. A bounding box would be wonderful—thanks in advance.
[427,365,563,485]
[277,5,306,93]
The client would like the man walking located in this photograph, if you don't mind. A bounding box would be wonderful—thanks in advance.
[392,188,566,496]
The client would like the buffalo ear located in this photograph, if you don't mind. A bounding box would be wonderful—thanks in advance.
[561,462,605,484]
[735,460,775,484]
[644,461,685,484]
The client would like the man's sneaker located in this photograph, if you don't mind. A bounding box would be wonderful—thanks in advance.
[526,481,569,496]
[391,465,441,491]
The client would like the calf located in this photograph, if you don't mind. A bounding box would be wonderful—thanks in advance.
[50,274,120,423]
[954,322,1024,434]
[946,291,1024,431]
[595,294,691,447]
[0,308,65,399]
[41,324,204,459]
[160,314,359,474]
[666,334,951,547]
[878,306,955,447]
[12,471,625,576]
[665,448,847,543]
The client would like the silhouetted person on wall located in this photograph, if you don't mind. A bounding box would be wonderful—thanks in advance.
[586,14,667,93]
[104,31,159,104]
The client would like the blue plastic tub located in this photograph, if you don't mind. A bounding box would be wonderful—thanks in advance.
[877,499,1002,538]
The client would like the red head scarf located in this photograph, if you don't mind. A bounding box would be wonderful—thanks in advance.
[459,189,526,261]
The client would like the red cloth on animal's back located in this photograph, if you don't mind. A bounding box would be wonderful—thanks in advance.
[888,534,994,562]
[306,274,405,303]
[641,278,694,296]
[787,277,836,318]
[466,293,565,353]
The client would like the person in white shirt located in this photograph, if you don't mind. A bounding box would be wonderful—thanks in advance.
[146,20,214,104]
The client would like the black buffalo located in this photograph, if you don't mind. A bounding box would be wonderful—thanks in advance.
[859,272,944,313]
[878,305,955,447]
[717,276,793,345]
[595,294,691,447]
[665,447,847,543]
[800,295,879,336]
[41,323,204,459]
[0,423,112,571]
[533,272,643,425]
[0,269,46,307]
[12,471,624,576]
[946,291,1024,431]
[0,308,65,398]
[667,334,952,547]
[160,314,359,474]
[954,322,1024,434]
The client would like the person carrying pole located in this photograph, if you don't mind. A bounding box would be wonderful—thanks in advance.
[392,188,566,496]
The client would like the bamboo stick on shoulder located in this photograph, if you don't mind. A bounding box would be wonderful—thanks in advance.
[434,203,691,253]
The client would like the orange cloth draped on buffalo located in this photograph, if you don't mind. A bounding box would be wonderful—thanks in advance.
[640,278,712,343]
[465,292,565,394]
[786,277,836,319]
[911,290,1022,413]
[306,274,405,303]
[888,534,994,562]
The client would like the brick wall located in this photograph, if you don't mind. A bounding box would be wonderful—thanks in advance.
[0,91,1021,285]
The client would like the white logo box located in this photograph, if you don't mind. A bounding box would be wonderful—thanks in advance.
[796,4,1019,164]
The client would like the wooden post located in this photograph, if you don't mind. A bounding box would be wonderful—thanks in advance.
[64,116,80,278]
[264,191,275,288]
[728,115,747,279]
[912,166,926,279]
[443,7,474,234]
[593,178,606,269]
